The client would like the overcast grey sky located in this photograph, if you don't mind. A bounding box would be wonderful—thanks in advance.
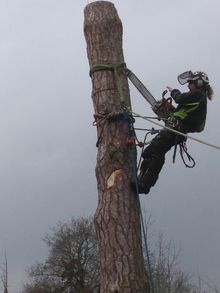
[0,1,220,292]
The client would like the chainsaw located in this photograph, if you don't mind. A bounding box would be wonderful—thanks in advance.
[124,67,175,119]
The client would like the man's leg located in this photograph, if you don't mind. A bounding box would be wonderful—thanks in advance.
[138,130,177,194]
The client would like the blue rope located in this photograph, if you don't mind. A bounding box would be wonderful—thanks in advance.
[124,110,157,293]
[139,199,157,293]
[132,154,157,293]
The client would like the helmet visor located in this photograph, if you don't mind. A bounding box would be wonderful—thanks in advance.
[177,71,193,85]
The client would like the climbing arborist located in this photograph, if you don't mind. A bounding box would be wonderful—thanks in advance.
[138,70,214,194]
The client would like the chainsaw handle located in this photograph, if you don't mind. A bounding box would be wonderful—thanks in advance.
[162,89,168,99]
[153,91,175,118]
[164,97,172,104]
[161,89,173,104]
[159,97,173,109]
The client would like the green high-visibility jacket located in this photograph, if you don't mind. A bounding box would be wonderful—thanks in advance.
[170,89,207,133]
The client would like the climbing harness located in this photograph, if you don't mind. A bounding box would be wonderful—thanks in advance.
[135,128,160,169]
[88,62,220,293]
[89,62,219,293]
[179,142,196,168]
[172,135,196,168]
[167,118,196,167]
[132,111,220,151]
[123,66,220,151]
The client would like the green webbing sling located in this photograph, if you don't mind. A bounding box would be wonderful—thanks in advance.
[90,63,126,104]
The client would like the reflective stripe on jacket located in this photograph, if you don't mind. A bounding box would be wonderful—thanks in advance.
[170,89,207,133]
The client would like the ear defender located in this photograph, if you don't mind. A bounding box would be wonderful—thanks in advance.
[196,79,204,87]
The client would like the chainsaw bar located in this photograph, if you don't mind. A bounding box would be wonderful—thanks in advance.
[124,68,157,107]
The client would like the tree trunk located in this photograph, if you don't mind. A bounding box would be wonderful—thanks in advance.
[84,2,150,292]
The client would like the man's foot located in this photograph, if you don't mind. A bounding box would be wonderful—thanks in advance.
[130,180,150,194]
[138,168,159,194]
[138,181,150,194]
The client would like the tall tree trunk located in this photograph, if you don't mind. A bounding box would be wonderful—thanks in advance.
[84,2,150,292]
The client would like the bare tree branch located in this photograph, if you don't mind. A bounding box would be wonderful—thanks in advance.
[1,253,8,293]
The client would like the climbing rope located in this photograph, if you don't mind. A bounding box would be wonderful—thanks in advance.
[139,202,156,293]
[93,110,126,147]
[125,113,157,293]
[132,111,220,150]
[133,128,158,293]
[89,61,219,293]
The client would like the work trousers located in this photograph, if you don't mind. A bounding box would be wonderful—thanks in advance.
[138,129,185,193]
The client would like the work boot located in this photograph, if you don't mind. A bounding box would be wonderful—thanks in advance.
[138,168,157,194]
[138,155,164,194]
[130,170,150,194]
[138,181,150,194]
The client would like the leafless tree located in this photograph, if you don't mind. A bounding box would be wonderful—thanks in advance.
[143,215,219,293]
[1,253,8,293]
[23,215,220,293]
[23,217,99,293]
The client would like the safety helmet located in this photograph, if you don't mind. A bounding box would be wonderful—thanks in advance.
[177,70,209,87]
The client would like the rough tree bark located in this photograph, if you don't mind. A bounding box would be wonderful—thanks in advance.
[84,2,151,292]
